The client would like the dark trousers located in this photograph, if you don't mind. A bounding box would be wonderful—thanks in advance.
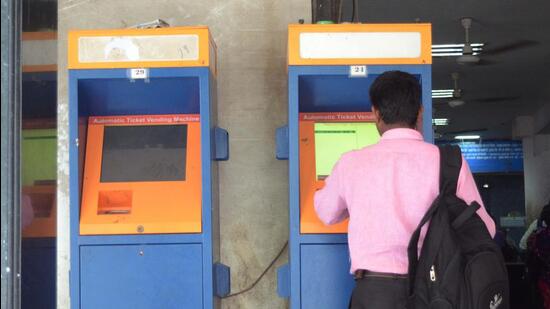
[349,276,408,309]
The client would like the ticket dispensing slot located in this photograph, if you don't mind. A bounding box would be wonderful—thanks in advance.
[97,190,132,215]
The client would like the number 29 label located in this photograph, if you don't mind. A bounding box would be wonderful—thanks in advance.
[130,68,149,79]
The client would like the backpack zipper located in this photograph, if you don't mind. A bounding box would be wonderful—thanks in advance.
[430,265,437,282]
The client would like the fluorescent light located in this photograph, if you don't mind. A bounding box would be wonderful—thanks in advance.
[432,43,484,48]
[432,89,454,99]
[432,48,481,52]
[454,135,480,140]
[432,118,449,126]
[432,52,481,57]
[432,43,484,57]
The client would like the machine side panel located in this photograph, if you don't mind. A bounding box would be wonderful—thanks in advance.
[198,67,215,308]
[288,68,302,309]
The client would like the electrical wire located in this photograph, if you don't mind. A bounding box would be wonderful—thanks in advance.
[223,241,289,298]
[352,0,360,23]
[337,0,344,23]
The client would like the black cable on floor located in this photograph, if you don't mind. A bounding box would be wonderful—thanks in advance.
[223,241,289,298]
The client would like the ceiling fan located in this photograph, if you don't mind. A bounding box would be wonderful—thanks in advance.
[456,17,539,66]
[441,72,520,108]
[448,72,465,107]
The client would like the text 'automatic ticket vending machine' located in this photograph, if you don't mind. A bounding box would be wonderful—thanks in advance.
[276,24,433,308]
[68,26,230,309]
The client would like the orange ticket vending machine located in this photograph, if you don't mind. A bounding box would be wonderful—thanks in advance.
[276,23,432,308]
[68,26,229,309]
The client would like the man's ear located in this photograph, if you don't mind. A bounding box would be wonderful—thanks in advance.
[416,106,424,131]
[372,106,381,123]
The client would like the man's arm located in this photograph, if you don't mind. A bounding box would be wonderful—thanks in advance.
[519,220,538,250]
[314,159,349,225]
[456,157,496,237]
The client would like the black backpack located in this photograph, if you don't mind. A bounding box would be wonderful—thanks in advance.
[406,145,509,309]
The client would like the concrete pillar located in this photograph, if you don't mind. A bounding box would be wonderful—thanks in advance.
[513,103,550,222]
[57,1,310,308]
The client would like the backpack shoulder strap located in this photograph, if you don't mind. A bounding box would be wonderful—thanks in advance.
[438,145,462,196]
[407,144,463,297]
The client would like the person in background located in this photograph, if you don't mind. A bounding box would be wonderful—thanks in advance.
[527,202,550,309]
[314,71,496,309]
[521,201,549,251]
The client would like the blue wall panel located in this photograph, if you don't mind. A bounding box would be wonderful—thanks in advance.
[298,73,422,113]
[80,244,203,309]
[78,76,200,116]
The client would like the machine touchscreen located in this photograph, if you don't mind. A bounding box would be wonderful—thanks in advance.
[100,124,188,182]
[314,122,380,180]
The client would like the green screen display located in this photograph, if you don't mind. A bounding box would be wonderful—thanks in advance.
[314,122,380,180]
[22,129,57,186]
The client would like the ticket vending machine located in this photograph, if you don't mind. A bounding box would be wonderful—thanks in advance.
[276,24,433,308]
[68,27,229,309]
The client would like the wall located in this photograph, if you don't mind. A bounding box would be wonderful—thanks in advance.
[513,102,550,222]
[522,134,550,221]
[57,1,310,308]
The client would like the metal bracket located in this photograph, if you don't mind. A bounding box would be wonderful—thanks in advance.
[214,127,229,161]
[214,263,231,298]
[276,263,290,298]
[275,125,289,160]
[130,19,170,29]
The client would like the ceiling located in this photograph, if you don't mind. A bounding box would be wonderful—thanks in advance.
[342,0,550,140]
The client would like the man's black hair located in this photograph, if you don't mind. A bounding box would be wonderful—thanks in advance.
[369,71,422,128]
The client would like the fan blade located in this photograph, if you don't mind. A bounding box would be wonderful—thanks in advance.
[476,59,498,66]
[469,96,520,103]
[483,40,539,56]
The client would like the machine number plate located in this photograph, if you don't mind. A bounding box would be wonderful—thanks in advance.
[349,65,367,77]
[130,68,149,79]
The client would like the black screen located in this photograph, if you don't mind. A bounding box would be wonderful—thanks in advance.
[100,125,187,182]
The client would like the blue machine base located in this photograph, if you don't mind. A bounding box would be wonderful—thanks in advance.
[279,242,355,308]
[300,244,355,308]
[80,243,203,309]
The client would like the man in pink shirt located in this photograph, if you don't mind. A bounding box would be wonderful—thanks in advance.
[314,71,495,308]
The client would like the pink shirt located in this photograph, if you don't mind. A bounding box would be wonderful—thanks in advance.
[314,128,496,274]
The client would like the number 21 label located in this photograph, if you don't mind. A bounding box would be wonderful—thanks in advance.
[349,65,367,77]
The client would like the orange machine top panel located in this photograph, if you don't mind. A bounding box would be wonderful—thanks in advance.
[80,114,202,235]
[68,26,216,70]
[288,23,432,66]
[299,112,380,234]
